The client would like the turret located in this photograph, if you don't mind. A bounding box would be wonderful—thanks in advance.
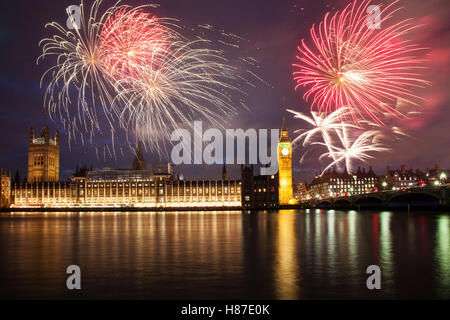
[41,125,50,142]
[27,126,60,183]
[279,116,289,142]
[55,130,60,146]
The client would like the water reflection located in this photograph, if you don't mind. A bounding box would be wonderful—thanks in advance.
[275,210,298,299]
[436,215,450,298]
[0,210,449,299]
[347,210,357,272]
[326,211,336,285]
[379,212,394,286]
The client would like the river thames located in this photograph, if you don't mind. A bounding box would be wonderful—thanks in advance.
[0,209,448,299]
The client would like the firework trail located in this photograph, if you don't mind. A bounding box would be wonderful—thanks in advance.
[287,107,358,163]
[38,0,253,154]
[113,38,241,151]
[288,0,428,175]
[359,118,409,144]
[287,107,355,146]
[288,107,388,173]
[98,7,172,81]
[38,0,125,141]
[316,126,390,174]
[293,0,429,124]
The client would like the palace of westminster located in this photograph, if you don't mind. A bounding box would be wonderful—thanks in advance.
[0,122,295,209]
[1,122,446,209]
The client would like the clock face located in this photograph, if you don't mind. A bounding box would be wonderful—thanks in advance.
[281,147,290,156]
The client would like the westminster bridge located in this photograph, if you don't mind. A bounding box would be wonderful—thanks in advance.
[301,185,449,210]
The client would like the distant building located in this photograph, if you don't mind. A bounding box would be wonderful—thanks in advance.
[294,182,309,201]
[12,166,241,208]
[382,165,425,190]
[10,128,243,208]
[241,165,278,208]
[308,166,378,199]
[9,120,299,209]
[28,126,59,183]
[353,166,378,194]
[379,165,448,190]
[149,162,173,175]
[0,168,11,208]
[424,165,448,186]
[309,167,352,199]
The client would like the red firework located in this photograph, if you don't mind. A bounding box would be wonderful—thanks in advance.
[98,7,169,80]
[293,0,428,124]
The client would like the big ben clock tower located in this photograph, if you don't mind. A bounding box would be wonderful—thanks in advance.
[278,117,294,205]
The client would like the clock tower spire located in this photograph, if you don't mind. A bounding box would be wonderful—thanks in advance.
[278,117,294,205]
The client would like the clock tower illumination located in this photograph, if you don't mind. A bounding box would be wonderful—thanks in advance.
[278,117,294,205]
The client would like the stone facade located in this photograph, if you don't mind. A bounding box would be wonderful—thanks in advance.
[0,168,11,207]
[28,126,59,183]
[12,168,241,208]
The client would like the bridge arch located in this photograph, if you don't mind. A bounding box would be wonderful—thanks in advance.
[354,196,383,207]
[334,198,352,207]
[317,200,332,207]
[388,191,440,208]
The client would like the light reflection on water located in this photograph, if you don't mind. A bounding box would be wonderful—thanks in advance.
[0,210,449,299]
[275,210,298,299]
[437,215,450,292]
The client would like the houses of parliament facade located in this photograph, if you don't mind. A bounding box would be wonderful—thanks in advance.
[1,123,295,209]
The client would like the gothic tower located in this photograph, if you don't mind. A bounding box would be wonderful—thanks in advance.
[27,126,60,183]
[278,117,294,205]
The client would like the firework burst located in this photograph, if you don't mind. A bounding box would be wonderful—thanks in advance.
[287,107,357,164]
[113,39,241,150]
[293,0,429,124]
[287,107,356,147]
[98,7,176,81]
[317,127,390,174]
[289,107,391,174]
[38,0,252,153]
[38,0,124,140]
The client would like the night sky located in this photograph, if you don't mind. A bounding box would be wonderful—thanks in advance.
[0,0,449,183]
